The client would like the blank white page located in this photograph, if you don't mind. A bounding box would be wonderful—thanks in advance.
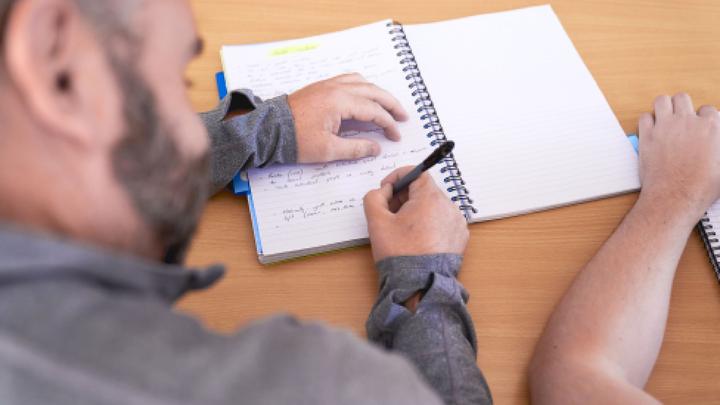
[222,22,438,257]
[403,5,640,222]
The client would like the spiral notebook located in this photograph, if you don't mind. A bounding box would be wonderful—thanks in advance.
[698,203,720,281]
[220,5,640,264]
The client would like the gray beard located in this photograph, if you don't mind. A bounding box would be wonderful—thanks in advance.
[110,63,210,264]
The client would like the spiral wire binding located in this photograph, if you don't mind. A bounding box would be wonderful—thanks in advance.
[698,216,720,282]
[387,22,478,219]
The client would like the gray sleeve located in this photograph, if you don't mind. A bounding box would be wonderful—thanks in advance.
[200,89,298,195]
[2,281,446,405]
[366,254,493,405]
[219,315,447,405]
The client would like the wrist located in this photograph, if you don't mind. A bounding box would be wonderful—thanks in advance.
[634,191,702,232]
[403,292,424,313]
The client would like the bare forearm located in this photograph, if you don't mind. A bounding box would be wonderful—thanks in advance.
[531,194,696,400]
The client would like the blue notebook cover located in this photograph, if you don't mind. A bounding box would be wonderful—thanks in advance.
[215,71,263,256]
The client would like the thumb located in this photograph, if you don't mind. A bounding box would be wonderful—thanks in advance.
[363,184,393,220]
[328,136,381,161]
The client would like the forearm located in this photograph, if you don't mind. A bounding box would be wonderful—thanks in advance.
[531,195,697,402]
[200,90,298,195]
[366,255,492,405]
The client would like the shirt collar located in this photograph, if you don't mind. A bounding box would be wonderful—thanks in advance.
[0,224,225,302]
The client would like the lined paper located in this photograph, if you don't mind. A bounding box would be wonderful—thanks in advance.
[403,5,640,222]
[221,6,641,261]
[222,21,436,256]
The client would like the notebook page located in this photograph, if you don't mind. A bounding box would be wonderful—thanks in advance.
[222,21,437,256]
[403,5,640,222]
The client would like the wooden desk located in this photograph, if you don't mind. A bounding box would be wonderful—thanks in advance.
[181,1,720,403]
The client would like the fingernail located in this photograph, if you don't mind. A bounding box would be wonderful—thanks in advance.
[370,143,381,156]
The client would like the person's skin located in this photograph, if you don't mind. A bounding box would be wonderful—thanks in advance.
[365,167,469,262]
[529,93,720,404]
[0,0,409,260]
[290,73,408,162]
[364,166,470,311]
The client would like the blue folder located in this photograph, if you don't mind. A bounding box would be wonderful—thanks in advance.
[215,71,263,256]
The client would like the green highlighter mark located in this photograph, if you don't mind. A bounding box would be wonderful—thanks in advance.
[269,43,320,57]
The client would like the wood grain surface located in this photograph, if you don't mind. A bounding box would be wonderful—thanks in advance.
[181,1,720,403]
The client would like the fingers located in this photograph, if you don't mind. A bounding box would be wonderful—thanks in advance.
[333,73,368,84]
[654,95,673,121]
[672,92,695,116]
[379,166,439,211]
[327,136,381,161]
[343,97,403,141]
[698,104,719,118]
[330,73,408,141]
[383,166,437,196]
[406,172,440,198]
[381,166,416,210]
[380,166,434,191]
[649,94,719,118]
[347,83,409,123]
[363,183,393,219]
[638,112,655,138]
[381,166,416,187]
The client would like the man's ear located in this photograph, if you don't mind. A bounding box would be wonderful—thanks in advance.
[3,0,111,147]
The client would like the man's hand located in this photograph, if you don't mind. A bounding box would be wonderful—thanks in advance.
[529,93,720,405]
[288,73,409,163]
[363,166,469,263]
[638,93,720,223]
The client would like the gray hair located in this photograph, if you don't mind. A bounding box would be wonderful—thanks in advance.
[0,0,142,60]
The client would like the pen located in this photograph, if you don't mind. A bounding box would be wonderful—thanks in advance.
[392,141,456,195]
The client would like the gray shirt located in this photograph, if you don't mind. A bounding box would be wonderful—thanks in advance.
[0,91,492,405]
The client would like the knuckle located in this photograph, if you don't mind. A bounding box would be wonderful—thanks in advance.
[351,143,365,159]
[363,191,374,205]
[710,117,720,132]
[339,72,361,82]
[673,92,688,99]
[639,113,654,125]
[418,173,436,187]
[329,87,346,99]
[364,82,382,95]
